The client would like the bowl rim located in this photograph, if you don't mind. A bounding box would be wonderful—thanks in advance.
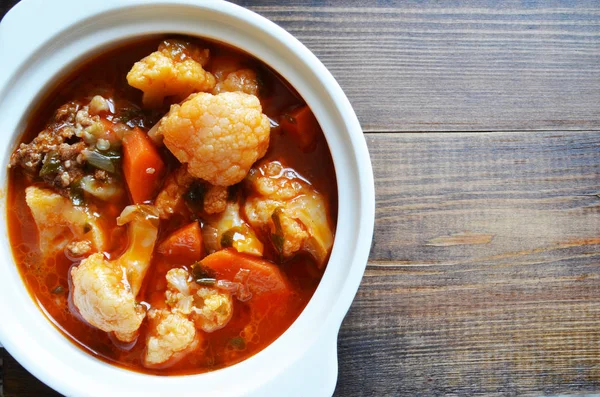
[0,1,375,396]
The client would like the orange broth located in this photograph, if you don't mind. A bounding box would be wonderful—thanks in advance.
[7,37,337,375]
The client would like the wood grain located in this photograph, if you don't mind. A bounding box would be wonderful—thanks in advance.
[1,354,60,397]
[337,265,600,396]
[369,131,600,264]
[233,0,600,132]
[334,131,600,396]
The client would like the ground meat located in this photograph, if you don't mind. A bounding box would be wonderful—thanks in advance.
[9,102,83,173]
[55,102,81,124]
[9,101,100,195]
[39,142,87,193]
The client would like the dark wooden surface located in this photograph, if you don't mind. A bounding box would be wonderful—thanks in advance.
[2,1,600,396]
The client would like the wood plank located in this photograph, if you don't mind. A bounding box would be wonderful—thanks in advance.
[333,130,600,396]
[0,352,60,397]
[231,0,600,132]
[335,263,600,396]
[368,131,600,264]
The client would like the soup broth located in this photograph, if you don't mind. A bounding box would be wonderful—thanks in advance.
[7,36,337,375]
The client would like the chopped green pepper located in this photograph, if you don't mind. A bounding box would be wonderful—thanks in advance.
[39,151,63,177]
[85,149,121,174]
[191,261,215,282]
[69,179,85,206]
[116,108,163,129]
[220,226,245,248]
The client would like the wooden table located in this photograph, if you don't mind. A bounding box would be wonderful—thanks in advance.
[2,1,599,396]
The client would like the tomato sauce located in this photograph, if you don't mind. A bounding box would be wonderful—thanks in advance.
[7,37,337,375]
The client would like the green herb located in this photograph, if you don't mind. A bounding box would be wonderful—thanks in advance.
[220,227,244,248]
[39,151,63,177]
[85,149,121,174]
[191,261,215,282]
[184,181,206,212]
[69,179,85,206]
[196,278,217,286]
[51,286,65,294]
[271,234,285,254]
[270,208,285,254]
[229,336,246,350]
[116,108,162,129]
[116,108,145,124]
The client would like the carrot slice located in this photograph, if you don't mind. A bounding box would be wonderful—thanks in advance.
[280,105,319,152]
[199,249,291,297]
[122,128,165,203]
[157,222,204,262]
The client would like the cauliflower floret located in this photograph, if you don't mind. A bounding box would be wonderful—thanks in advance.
[244,161,334,267]
[25,186,105,256]
[194,287,234,333]
[203,201,264,256]
[144,309,198,368]
[127,39,216,108]
[158,92,270,186]
[213,69,259,96]
[71,205,159,342]
[71,253,145,342]
[142,267,234,367]
[165,268,194,314]
[165,268,233,332]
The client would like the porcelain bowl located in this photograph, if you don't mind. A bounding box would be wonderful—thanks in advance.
[0,1,375,396]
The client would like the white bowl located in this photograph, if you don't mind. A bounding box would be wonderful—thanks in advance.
[0,1,375,396]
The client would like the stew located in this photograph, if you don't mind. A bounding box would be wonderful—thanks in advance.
[7,36,337,375]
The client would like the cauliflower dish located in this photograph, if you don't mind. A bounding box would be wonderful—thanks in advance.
[7,37,337,375]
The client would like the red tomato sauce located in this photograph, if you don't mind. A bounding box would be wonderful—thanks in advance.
[7,36,337,375]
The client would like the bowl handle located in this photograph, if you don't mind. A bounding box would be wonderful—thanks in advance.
[255,329,340,397]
